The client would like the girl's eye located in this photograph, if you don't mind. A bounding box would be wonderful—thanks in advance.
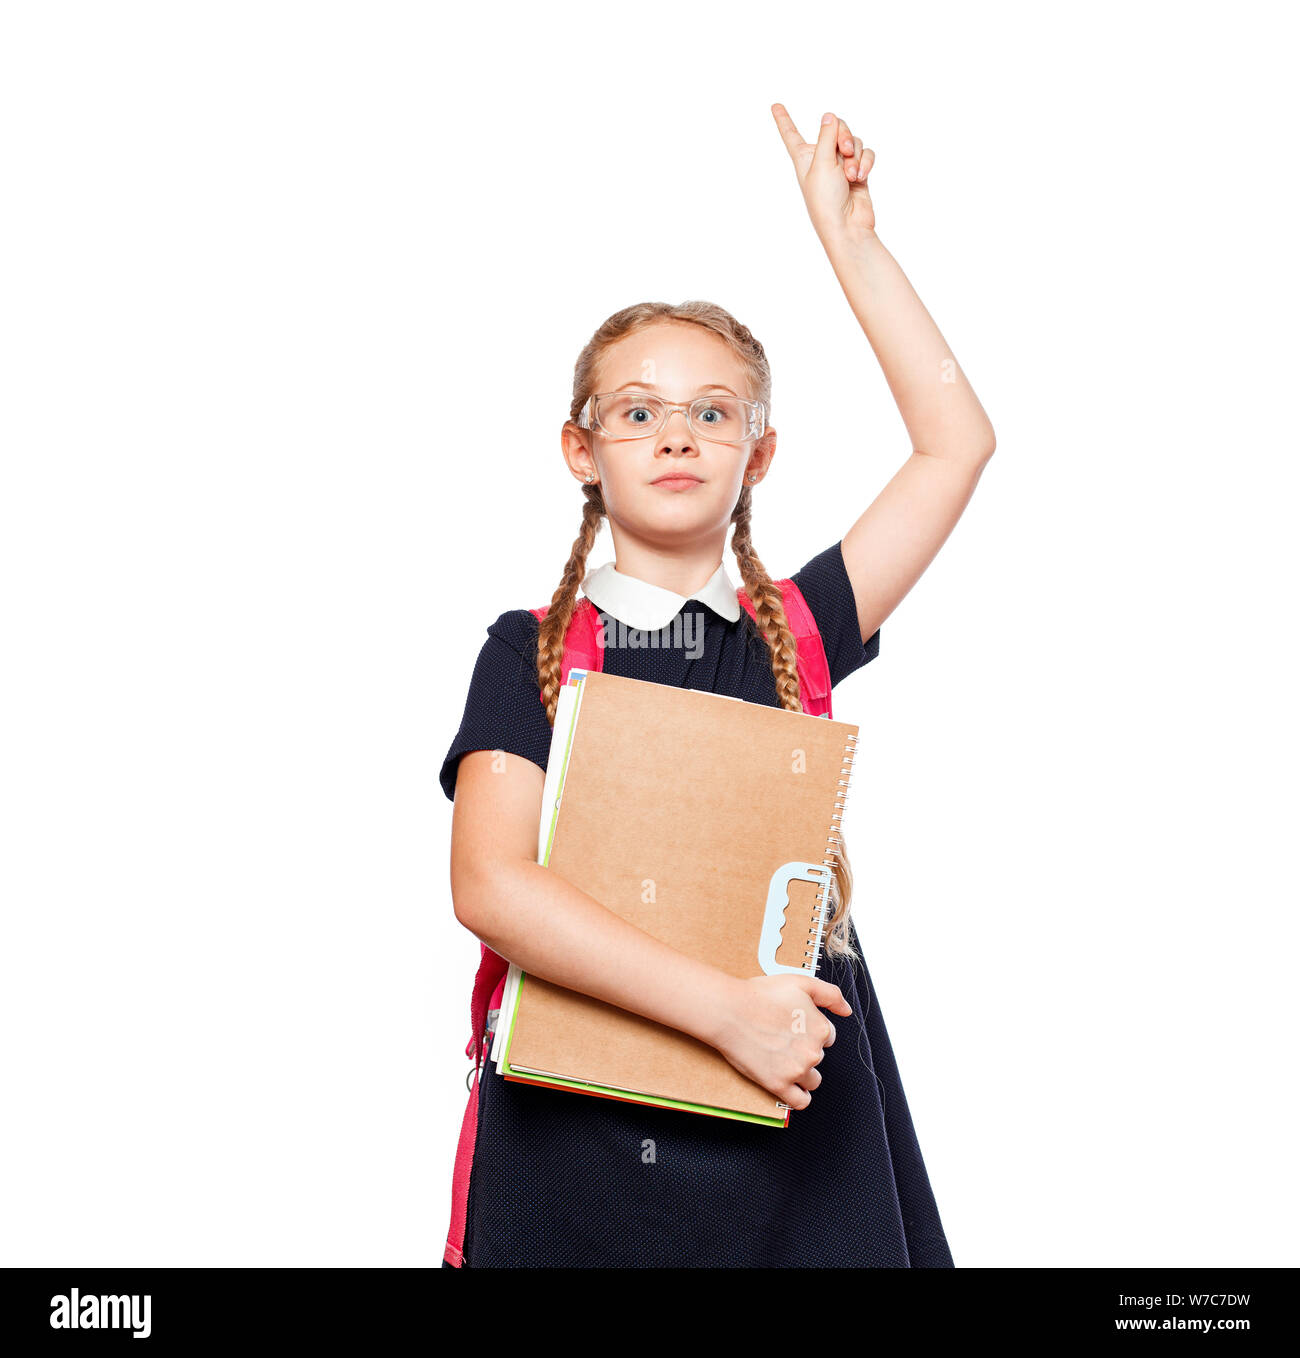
[605,396,663,427]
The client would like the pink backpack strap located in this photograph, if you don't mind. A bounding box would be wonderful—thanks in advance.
[444,595,605,1267]
[529,597,606,698]
[445,943,508,1266]
[738,578,834,719]
[443,1048,482,1267]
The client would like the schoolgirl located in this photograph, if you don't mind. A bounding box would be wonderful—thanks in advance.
[440,106,995,1267]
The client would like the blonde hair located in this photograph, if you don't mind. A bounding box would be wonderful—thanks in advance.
[537,300,859,964]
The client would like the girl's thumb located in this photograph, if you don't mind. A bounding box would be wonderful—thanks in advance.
[814,112,841,168]
[806,976,852,1016]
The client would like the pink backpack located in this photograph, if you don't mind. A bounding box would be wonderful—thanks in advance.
[443,579,833,1267]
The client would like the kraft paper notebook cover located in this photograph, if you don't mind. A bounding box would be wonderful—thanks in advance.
[494,667,860,1128]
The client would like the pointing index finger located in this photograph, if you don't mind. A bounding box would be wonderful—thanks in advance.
[770,103,806,159]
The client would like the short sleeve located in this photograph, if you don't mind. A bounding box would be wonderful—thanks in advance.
[789,540,881,688]
[439,609,553,802]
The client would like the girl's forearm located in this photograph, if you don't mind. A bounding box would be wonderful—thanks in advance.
[455,859,739,1048]
[821,225,995,465]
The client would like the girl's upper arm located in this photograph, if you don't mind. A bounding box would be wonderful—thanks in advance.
[450,750,544,926]
[441,609,553,921]
[839,452,991,643]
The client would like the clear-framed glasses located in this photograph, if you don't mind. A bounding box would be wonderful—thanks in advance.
[578,391,767,445]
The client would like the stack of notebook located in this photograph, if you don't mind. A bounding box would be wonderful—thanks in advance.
[489,668,860,1128]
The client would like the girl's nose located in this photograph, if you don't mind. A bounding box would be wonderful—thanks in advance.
[661,406,696,450]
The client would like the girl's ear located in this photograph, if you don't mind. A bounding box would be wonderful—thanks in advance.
[747,426,777,482]
[560,420,598,486]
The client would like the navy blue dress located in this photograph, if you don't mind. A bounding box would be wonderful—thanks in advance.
[439,541,954,1267]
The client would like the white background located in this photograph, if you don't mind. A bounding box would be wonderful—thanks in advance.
[2,1,1295,1267]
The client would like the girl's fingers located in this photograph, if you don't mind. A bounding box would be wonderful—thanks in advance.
[850,143,876,183]
[847,136,869,177]
[770,102,808,161]
[774,105,872,188]
[834,120,873,183]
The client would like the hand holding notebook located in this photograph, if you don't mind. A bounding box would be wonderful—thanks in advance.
[491,667,860,1127]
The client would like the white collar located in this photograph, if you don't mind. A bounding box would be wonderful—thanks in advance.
[580,558,742,630]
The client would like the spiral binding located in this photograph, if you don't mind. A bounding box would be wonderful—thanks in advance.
[804,731,859,975]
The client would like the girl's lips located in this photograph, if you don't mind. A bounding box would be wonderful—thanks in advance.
[651,476,704,491]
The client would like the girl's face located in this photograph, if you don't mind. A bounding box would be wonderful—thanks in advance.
[562,321,775,548]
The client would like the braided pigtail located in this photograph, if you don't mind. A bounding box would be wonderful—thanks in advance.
[732,485,859,964]
[731,484,804,713]
[537,484,606,729]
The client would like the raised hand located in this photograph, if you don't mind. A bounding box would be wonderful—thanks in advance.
[770,103,876,238]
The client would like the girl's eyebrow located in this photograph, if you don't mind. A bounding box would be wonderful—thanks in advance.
[610,381,740,396]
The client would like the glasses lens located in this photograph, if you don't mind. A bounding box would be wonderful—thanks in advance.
[591,393,761,443]
[689,397,759,443]
[593,393,668,437]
